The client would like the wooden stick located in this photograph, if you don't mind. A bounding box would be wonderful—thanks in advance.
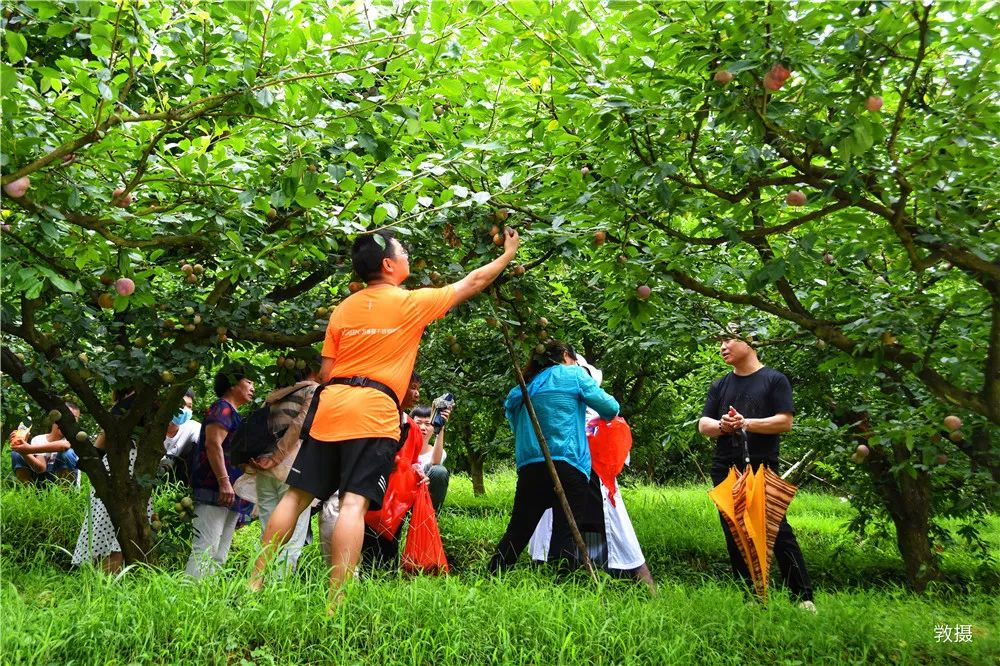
[492,290,598,584]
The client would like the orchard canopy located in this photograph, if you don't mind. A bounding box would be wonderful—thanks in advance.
[1,1,998,575]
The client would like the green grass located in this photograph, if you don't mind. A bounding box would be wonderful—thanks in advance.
[2,473,997,665]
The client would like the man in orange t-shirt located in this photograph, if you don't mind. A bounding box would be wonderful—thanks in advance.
[253,226,519,601]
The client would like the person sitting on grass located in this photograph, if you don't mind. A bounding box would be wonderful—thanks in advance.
[8,402,81,487]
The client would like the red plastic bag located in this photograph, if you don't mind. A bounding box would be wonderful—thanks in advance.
[587,416,632,506]
[401,485,448,574]
[366,466,419,539]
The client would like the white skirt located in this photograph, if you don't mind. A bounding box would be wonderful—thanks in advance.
[528,482,645,570]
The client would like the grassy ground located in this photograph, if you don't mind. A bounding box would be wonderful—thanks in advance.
[2,472,997,665]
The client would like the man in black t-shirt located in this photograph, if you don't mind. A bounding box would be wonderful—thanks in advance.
[699,330,815,610]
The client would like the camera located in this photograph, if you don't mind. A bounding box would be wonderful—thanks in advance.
[431,393,455,433]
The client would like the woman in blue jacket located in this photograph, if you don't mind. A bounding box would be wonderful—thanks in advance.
[489,340,619,572]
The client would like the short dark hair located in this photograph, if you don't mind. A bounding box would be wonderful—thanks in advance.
[214,364,248,398]
[410,405,432,419]
[352,230,402,283]
[524,340,577,383]
[410,370,422,385]
[184,389,195,400]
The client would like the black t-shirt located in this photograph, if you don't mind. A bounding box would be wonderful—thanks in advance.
[701,366,795,462]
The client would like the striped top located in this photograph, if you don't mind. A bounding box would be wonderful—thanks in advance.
[267,382,313,434]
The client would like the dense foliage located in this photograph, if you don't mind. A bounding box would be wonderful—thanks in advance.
[2,0,997,589]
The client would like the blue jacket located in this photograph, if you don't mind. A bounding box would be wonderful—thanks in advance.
[504,364,620,477]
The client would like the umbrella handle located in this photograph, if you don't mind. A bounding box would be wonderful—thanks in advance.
[738,429,750,465]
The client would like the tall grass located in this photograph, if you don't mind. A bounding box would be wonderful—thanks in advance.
[1,473,997,664]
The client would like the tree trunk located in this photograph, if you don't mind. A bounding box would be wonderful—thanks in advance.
[893,504,937,592]
[875,460,938,592]
[98,431,157,564]
[464,421,488,496]
[848,412,940,591]
[869,439,938,591]
[468,451,486,496]
[105,481,155,563]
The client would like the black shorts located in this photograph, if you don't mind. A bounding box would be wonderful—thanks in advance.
[286,436,399,510]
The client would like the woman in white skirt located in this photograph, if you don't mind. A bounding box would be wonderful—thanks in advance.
[528,357,655,590]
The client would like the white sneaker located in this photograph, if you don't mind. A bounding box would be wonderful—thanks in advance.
[797,600,818,614]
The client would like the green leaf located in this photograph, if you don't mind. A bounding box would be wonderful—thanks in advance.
[36,267,80,293]
[509,0,540,16]
[0,63,17,97]
[45,23,74,38]
[852,122,873,153]
[294,192,322,209]
[402,192,417,212]
[6,32,27,64]
[372,204,389,226]
[255,88,274,108]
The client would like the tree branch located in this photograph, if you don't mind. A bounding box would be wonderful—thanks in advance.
[10,198,209,249]
[1,230,75,280]
[887,3,931,175]
[627,199,850,246]
[984,285,1000,420]
[230,328,325,347]
[665,267,991,420]
[266,266,339,302]
[257,5,273,76]
[1,302,114,436]
[747,189,810,317]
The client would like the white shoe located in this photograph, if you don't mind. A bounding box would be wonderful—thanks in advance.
[797,600,817,614]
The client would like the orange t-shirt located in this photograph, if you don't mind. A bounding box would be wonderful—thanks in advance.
[309,284,457,442]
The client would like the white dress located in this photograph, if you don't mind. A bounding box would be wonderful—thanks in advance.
[72,447,152,565]
[529,470,645,570]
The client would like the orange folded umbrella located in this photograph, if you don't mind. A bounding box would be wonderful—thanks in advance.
[707,467,754,584]
[709,462,798,603]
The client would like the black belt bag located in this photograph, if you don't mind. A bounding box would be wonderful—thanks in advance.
[299,375,403,440]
